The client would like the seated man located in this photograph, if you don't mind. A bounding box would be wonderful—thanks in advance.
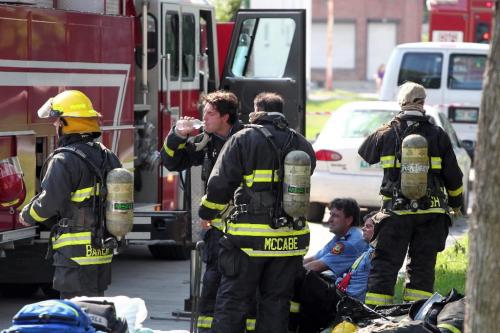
[303,198,368,277]
[290,210,377,333]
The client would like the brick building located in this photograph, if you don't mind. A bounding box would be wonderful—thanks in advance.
[311,0,423,84]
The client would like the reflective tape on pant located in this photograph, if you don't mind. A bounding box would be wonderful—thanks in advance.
[437,323,461,333]
[197,316,213,329]
[290,301,300,313]
[241,248,308,257]
[246,318,256,331]
[71,253,113,265]
[403,288,432,301]
[365,292,394,305]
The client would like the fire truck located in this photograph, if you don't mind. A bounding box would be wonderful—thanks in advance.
[427,0,494,43]
[0,0,306,296]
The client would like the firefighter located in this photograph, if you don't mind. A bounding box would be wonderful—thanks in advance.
[19,90,122,299]
[160,90,246,332]
[358,82,464,306]
[199,92,316,333]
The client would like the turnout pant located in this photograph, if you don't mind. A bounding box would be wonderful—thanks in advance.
[198,228,223,332]
[289,269,340,333]
[213,245,302,333]
[365,213,449,305]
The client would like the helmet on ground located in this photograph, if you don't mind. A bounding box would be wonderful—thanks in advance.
[397,81,426,107]
[0,158,26,210]
[37,90,101,119]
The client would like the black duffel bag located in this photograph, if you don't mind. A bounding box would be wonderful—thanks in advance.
[73,300,128,333]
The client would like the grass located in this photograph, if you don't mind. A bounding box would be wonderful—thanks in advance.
[394,236,468,302]
[305,89,376,140]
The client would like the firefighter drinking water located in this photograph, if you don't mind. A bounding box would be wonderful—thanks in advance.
[198,92,316,333]
[160,91,247,332]
[358,82,464,306]
[19,90,123,299]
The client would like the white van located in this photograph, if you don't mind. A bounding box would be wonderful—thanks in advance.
[380,42,489,154]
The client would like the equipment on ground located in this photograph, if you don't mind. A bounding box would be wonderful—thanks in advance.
[400,134,429,205]
[106,168,134,240]
[3,299,96,333]
[0,157,26,211]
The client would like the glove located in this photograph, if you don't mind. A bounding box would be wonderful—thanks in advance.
[449,207,463,219]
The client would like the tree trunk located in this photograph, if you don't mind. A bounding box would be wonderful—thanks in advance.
[465,4,500,333]
[325,0,334,90]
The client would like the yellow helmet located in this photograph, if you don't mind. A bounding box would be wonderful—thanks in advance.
[38,90,101,118]
[331,320,357,333]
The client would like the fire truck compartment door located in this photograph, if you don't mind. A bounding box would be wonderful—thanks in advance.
[220,10,306,135]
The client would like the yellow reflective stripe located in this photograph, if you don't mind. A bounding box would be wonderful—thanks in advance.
[163,142,174,157]
[380,155,400,168]
[382,195,392,201]
[72,254,113,265]
[1,198,20,207]
[71,185,99,203]
[29,205,49,222]
[246,318,256,331]
[290,301,300,313]
[244,170,279,187]
[201,195,227,211]
[365,292,394,306]
[197,316,213,329]
[431,156,442,169]
[403,288,433,301]
[210,218,224,230]
[226,222,310,237]
[52,232,92,249]
[392,208,446,215]
[163,141,186,158]
[241,248,308,257]
[447,186,463,197]
[437,323,461,333]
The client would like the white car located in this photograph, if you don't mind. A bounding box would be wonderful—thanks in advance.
[307,101,471,222]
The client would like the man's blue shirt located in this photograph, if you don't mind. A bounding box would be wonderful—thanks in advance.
[314,227,368,278]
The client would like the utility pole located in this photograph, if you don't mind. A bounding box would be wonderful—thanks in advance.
[325,0,334,90]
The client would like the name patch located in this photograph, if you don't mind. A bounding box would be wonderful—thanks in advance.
[264,237,298,251]
[86,245,111,257]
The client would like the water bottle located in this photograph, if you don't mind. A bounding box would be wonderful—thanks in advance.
[176,119,204,131]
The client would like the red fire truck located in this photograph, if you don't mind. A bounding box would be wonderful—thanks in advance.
[0,0,306,296]
[427,0,494,43]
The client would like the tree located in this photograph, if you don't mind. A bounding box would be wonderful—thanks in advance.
[325,0,334,90]
[215,0,242,22]
[465,4,500,333]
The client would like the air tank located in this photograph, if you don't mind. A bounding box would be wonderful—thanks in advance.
[283,150,311,218]
[105,168,134,240]
[400,134,429,200]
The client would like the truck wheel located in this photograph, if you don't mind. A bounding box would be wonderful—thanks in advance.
[307,202,326,223]
[0,283,40,298]
[148,244,191,260]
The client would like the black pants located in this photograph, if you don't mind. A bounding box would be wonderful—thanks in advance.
[367,213,449,301]
[213,246,302,333]
[198,228,223,332]
[289,269,340,333]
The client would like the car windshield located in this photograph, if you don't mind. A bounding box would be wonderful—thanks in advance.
[322,108,399,139]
